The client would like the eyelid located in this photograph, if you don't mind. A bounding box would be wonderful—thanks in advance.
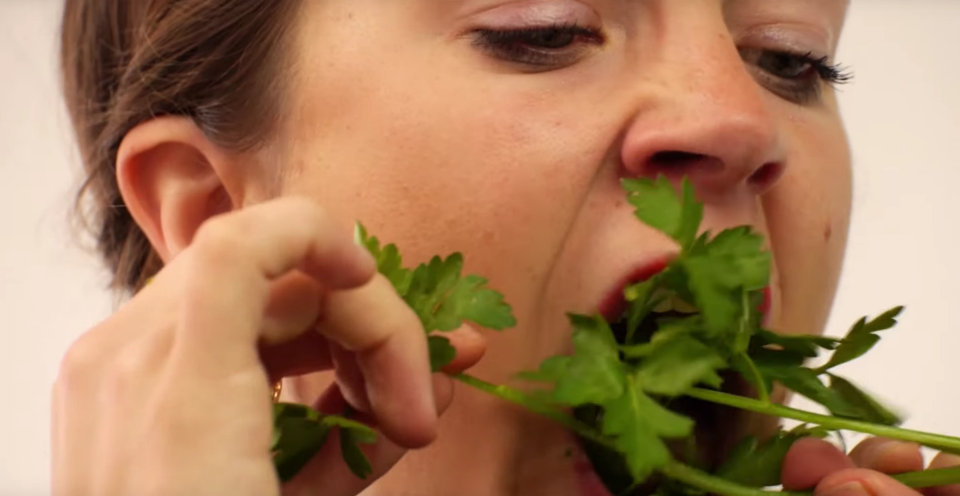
[467,0,601,31]
[737,24,834,60]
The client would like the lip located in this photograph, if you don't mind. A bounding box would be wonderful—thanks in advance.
[759,286,773,327]
[596,256,673,322]
[597,258,775,325]
[578,263,774,495]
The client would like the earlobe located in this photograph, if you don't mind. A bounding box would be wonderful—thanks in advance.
[116,116,244,263]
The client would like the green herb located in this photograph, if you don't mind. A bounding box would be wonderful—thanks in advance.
[271,176,960,495]
[354,224,516,371]
[715,424,828,489]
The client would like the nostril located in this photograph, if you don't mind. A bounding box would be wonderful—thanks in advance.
[650,150,704,167]
[747,162,785,192]
[647,150,723,178]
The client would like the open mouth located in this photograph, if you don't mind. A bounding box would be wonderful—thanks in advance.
[573,264,768,496]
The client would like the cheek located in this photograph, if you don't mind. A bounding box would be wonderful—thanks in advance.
[764,112,852,336]
[282,57,612,335]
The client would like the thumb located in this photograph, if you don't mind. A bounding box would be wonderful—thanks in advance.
[782,437,856,490]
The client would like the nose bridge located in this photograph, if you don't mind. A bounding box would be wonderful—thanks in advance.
[654,6,773,130]
[619,12,784,198]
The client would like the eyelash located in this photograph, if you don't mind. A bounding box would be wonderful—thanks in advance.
[472,25,853,104]
[471,23,604,69]
[740,48,854,104]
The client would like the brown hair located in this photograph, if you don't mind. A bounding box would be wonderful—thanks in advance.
[60,0,300,294]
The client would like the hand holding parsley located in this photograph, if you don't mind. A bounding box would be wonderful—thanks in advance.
[51,198,473,496]
[272,179,960,496]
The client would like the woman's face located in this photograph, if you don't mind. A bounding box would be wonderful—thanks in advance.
[275,0,852,494]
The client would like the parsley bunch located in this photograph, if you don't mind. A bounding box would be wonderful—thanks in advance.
[271,176,960,496]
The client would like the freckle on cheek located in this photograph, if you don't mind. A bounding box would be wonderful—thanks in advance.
[824,224,832,242]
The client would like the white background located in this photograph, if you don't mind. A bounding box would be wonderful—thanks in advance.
[2,1,959,494]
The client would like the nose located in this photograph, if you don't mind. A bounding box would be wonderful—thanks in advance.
[619,28,787,206]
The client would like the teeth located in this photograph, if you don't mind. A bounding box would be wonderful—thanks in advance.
[653,297,673,313]
[672,297,698,313]
[652,294,698,314]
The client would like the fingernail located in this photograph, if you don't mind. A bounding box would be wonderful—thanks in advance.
[820,481,870,496]
[859,439,922,474]
[354,242,377,267]
[930,452,960,469]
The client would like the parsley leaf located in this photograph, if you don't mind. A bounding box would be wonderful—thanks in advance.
[404,254,516,334]
[716,426,827,488]
[624,175,703,249]
[620,314,703,360]
[680,256,741,335]
[818,307,904,372]
[828,373,903,426]
[680,233,770,336]
[603,373,695,481]
[756,364,860,418]
[271,404,378,482]
[339,427,374,479]
[552,315,626,406]
[355,223,515,370]
[515,355,571,384]
[427,335,457,372]
[752,330,840,358]
[636,334,726,395]
[272,404,332,482]
[702,227,770,292]
[354,223,413,295]
[623,276,664,343]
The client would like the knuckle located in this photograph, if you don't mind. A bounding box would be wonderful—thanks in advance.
[283,196,327,220]
[374,288,424,344]
[193,216,246,261]
[109,347,150,387]
[58,331,105,384]
[280,197,332,239]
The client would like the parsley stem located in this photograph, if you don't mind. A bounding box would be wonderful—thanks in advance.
[687,388,960,452]
[664,457,960,494]
[738,353,770,404]
[453,373,616,449]
[455,375,960,495]
[892,467,960,488]
[661,461,808,496]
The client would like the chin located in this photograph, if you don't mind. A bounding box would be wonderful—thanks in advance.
[567,371,752,496]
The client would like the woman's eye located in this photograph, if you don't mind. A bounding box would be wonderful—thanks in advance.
[472,24,604,69]
[741,48,853,104]
[757,51,818,79]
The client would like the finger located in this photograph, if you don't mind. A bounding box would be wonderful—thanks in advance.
[173,197,376,373]
[284,375,456,496]
[331,343,372,414]
[260,331,333,383]
[817,469,920,496]
[922,453,960,496]
[323,325,485,413]
[437,325,487,374]
[261,271,325,346]
[850,438,924,474]
[783,437,856,490]
[321,275,436,448]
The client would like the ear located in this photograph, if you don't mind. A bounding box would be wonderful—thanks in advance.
[116,116,248,263]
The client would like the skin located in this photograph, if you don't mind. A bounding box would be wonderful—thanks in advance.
[51,1,960,496]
